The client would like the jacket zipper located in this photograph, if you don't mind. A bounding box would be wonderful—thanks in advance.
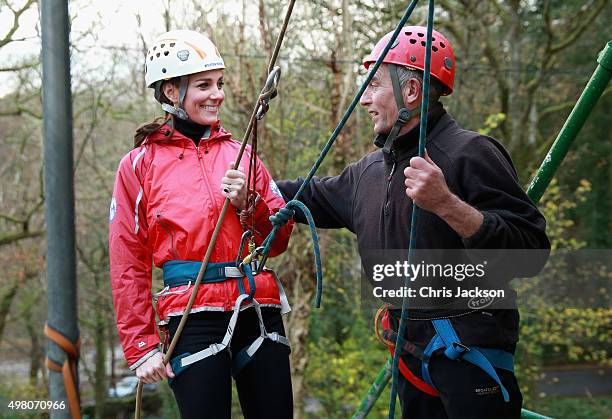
[384,152,397,216]
[156,211,179,260]
[194,142,221,223]
[194,139,233,308]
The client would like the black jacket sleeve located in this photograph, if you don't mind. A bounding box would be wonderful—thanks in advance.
[276,163,358,231]
[455,136,550,276]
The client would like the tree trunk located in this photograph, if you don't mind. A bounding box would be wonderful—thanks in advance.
[24,309,42,387]
[0,276,23,344]
[94,294,107,419]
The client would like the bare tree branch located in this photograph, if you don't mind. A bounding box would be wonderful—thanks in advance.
[0,0,36,49]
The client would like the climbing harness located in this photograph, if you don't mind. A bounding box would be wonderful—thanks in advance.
[378,307,514,402]
[161,259,292,380]
[44,323,81,419]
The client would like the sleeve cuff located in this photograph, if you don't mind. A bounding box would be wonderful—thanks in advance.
[129,347,160,371]
[462,211,493,248]
[253,195,271,224]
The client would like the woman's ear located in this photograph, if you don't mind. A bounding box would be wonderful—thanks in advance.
[162,82,179,105]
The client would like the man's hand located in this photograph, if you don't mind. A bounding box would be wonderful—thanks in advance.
[404,149,483,238]
[135,352,175,383]
[221,163,247,211]
[404,150,453,214]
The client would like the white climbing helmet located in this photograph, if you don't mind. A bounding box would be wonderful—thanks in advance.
[145,30,225,88]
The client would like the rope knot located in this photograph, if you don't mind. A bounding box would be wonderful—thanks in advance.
[269,207,295,227]
[44,322,81,419]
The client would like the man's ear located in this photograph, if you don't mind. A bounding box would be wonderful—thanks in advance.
[163,82,179,105]
[403,78,422,106]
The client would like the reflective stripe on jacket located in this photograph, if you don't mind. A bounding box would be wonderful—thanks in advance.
[109,121,292,368]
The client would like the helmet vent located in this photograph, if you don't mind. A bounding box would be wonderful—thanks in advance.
[417,32,424,37]
[406,31,412,35]
[440,42,446,49]
[432,46,438,52]
[153,46,157,51]
[421,41,426,46]
[164,51,169,56]
[162,68,167,73]
[170,43,176,47]
[149,56,153,61]
[161,43,165,48]
[156,52,160,57]
[410,39,417,44]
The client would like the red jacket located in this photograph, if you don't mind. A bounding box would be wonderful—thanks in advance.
[109,121,292,369]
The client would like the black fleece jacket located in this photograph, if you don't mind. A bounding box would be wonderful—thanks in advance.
[277,104,550,351]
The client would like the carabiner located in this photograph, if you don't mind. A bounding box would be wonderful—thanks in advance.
[256,66,281,120]
[236,230,254,268]
[255,246,269,274]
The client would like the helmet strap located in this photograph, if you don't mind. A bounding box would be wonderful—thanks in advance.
[375,64,420,154]
[159,76,190,120]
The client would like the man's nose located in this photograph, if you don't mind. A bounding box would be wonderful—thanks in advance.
[360,87,372,106]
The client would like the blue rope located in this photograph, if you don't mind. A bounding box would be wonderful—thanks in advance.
[387,1,436,418]
[293,0,420,201]
[253,0,421,312]
[266,200,323,307]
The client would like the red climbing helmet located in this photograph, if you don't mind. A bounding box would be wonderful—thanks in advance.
[363,26,455,95]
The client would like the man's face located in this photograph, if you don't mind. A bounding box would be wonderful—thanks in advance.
[360,65,399,135]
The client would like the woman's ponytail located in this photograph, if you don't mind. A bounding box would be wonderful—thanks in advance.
[133,115,170,148]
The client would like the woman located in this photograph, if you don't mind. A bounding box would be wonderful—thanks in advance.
[109,30,293,418]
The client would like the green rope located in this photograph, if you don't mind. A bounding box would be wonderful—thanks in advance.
[253,0,421,309]
[387,0,435,417]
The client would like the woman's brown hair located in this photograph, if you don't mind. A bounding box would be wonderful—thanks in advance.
[133,79,179,147]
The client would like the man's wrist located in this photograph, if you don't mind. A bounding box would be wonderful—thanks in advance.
[437,193,484,239]
[437,192,461,220]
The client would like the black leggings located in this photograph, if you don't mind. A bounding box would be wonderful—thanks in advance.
[167,307,293,419]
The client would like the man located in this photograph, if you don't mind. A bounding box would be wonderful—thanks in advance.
[277,27,550,418]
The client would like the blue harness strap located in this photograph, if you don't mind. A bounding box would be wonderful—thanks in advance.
[162,260,257,298]
[420,319,514,402]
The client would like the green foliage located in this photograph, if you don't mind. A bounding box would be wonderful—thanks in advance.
[0,381,49,419]
[538,178,591,250]
[514,178,610,405]
[305,314,401,418]
[536,396,612,419]
[478,113,507,136]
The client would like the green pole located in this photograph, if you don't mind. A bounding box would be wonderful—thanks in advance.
[527,41,612,202]
[353,41,611,418]
[352,359,393,419]
[521,409,553,419]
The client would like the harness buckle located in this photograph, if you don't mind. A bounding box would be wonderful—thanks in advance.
[446,341,470,360]
[209,343,223,356]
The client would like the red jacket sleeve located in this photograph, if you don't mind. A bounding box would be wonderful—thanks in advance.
[108,148,159,369]
[251,156,293,257]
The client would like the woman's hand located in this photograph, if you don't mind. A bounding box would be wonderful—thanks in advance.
[221,164,247,211]
[135,352,175,383]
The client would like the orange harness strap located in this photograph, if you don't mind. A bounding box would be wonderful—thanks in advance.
[44,323,82,419]
[379,309,440,397]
